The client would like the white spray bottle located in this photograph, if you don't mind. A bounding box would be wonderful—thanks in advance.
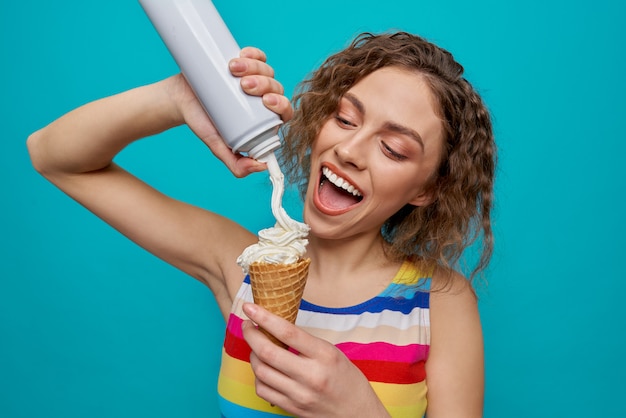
[139,0,282,160]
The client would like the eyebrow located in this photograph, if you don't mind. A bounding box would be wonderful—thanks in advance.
[343,93,425,149]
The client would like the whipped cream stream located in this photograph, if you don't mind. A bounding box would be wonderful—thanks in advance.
[236,152,310,273]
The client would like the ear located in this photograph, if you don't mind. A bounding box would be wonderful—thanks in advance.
[408,188,435,207]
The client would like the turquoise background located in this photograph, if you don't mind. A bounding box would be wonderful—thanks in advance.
[2,0,625,416]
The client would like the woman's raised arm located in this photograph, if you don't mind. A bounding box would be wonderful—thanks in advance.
[26,48,292,318]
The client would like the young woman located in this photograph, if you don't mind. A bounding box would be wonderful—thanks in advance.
[28,32,495,417]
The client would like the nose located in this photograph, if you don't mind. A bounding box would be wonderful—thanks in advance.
[334,131,368,170]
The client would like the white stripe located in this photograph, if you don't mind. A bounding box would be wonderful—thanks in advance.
[235,282,430,332]
[296,308,429,332]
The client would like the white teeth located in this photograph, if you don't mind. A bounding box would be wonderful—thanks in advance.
[322,167,362,197]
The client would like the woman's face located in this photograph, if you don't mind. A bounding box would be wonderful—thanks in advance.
[303,66,445,240]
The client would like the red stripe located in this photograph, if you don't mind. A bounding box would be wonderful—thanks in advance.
[336,341,429,363]
[224,326,252,363]
[351,359,426,384]
[224,314,427,384]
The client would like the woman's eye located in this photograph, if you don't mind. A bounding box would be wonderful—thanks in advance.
[334,115,354,127]
[382,141,407,161]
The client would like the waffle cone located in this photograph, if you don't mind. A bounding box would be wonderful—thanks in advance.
[248,258,311,348]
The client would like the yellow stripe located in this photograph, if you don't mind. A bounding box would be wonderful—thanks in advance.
[218,374,292,416]
[219,350,256,386]
[219,352,427,417]
[394,260,434,285]
[218,351,292,416]
[370,380,427,417]
[385,403,428,418]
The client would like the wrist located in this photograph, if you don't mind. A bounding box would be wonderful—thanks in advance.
[161,73,194,127]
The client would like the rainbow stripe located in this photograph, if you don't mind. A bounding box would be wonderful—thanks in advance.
[218,259,431,417]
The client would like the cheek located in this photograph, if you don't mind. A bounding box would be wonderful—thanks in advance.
[314,120,339,150]
[373,167,426,201]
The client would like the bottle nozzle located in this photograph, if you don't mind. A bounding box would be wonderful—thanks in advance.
[247,134,281,161]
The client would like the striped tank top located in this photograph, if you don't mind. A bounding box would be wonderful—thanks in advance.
[217,259,431,417]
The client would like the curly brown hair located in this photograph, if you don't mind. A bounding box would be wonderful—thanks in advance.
[279,32,496,282]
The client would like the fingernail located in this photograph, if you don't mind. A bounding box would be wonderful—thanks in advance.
[241,78,256,89]
[243,302,257,316]
[229,60,245,72]
[263,94,278,106]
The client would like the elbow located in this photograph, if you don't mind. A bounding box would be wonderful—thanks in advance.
[26,129,46,175]
[26,128,59,179]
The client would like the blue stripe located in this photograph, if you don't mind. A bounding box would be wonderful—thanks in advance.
[382,280,431,298]
[299,289,429,315]
[246,274,430,315]
[218,395,292,417]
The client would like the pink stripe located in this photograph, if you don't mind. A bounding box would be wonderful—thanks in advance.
[336,341,429,363]
[226,313,245,339]
[227,316,428,363]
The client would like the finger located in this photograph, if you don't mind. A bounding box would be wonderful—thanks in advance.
[244,303,334,361]
[242,318,298,390]
[241,313,293,355]
[243,320,306,411]
[240,46,267,62]
[240,75,284,97]
[201,133,266,177]
[263,93,294,122]
[229,57,275,78]
[238,77,292,122]
[243,303,308,356]
[248,349,294,406]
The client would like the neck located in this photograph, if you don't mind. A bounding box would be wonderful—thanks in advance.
[305,232,394,283]
[301,232,403,308]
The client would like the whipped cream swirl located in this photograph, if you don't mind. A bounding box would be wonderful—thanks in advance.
[236,152,310,273]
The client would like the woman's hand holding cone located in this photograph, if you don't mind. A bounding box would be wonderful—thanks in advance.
[241,303,391,418]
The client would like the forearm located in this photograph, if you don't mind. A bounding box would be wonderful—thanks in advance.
[27,76,182,177]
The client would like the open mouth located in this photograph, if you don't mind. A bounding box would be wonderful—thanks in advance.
[317,166,363,213]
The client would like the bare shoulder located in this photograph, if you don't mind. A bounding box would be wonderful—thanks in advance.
[425,267,484,417]
[429,267,479,313]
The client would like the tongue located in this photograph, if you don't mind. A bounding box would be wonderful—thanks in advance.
[319,180,360,210]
